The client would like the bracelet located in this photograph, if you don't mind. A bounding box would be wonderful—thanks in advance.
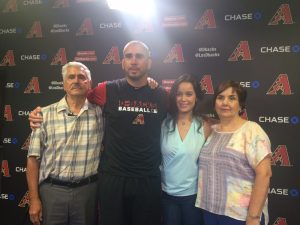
[247,214,260,220]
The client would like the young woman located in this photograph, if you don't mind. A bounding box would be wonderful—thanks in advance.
[195,80,272,225]
[160,74,210,225]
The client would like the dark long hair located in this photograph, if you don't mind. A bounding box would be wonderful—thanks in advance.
[166,74,204,132]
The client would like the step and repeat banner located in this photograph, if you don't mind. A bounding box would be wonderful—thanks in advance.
[0,0,299,224]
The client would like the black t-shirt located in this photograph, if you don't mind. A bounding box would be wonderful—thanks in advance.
[100,78,167,177]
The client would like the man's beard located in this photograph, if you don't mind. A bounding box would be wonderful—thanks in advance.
[125,70,147,81]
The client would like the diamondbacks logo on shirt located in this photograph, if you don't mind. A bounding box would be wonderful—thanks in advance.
[200,75,214,94]
[194,9,216,30]
[51,48,67,65]
[271,145,292,167]
[163,44,184,63]
[103,46,121,64]
[272,217,287,225]
[118,100,158,114]
[18,191,30,208]
[26,21,43,38]
[0,50,15,66]
[228,41,252,61]
[267,74,292,95]
[132,114,145,125]
[76,18,94,36]
[2,0,18,12]
[268,4,293,25]
[21,134,31,150]
[4,105,13,121]
[24,77,41,93]
[52,0,69,8]
[1,160,11,177]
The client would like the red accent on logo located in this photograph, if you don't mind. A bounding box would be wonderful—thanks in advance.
[162,15,188,27]
[269,4,294,25]
[200,75,214,94]
[195,9,216,30]
[132,114,145,125]
[272,217,287,225]
[74,50,97,62]
[103,46,121,64]
[162,80,175,93]
[228,41,252,61]
[18,191,30,208]
[26,21,43,38]
[163,44,184,63]
[4,105,13,121]
[76,18,94,36]
[271,145,292,167]
[1,160,11,177]
[24,77,41,94]
[51,48,68,65]
[267,74,292,95]
[2,0,18,12]
[0,50,16,66]
[52,0,70,8]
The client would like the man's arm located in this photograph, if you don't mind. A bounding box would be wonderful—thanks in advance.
[87,82,107,106]
[26,156,43,225]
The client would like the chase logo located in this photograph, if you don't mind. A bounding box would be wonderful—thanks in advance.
[23,0,48,5]
[258,116,299,125]
[224,11,262,21]
[15,167,27,173]
[0,193,15,201]
[260,45,300,53]
[20,53,47,61]
[269,188,299,197]
[99,22,122,29]
[18,111,30,116]
[5,82,21,89]
[2,138,18,144]
[0,27,22,35]
[239,81,260,89]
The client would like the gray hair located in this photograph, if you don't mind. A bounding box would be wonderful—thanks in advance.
[61,61,91,81]
[123,40,151,58]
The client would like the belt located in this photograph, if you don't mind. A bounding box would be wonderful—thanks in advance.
[44,174,98,188]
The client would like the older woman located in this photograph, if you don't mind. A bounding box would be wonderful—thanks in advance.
[195,80,272,225]
[160,74,210,225]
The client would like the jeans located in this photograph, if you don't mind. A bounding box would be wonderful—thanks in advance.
[162,192,204,225]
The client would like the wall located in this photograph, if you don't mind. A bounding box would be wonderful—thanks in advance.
[0,0,299,224]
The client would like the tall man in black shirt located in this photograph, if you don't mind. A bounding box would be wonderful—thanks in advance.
[88,40,167,225]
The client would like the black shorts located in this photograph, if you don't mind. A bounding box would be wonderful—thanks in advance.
[98,173,162,225]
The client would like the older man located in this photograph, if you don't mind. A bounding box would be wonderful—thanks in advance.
[26,62,103,225]
[88,40,167,225]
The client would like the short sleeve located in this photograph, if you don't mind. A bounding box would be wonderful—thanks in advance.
[27,127,44,159]
[245,122,272,169]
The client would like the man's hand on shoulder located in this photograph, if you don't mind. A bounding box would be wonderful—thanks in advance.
[29,107,43,130]
[147,77,159,89]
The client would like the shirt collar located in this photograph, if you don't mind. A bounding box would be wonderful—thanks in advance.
[57,96,89,115]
